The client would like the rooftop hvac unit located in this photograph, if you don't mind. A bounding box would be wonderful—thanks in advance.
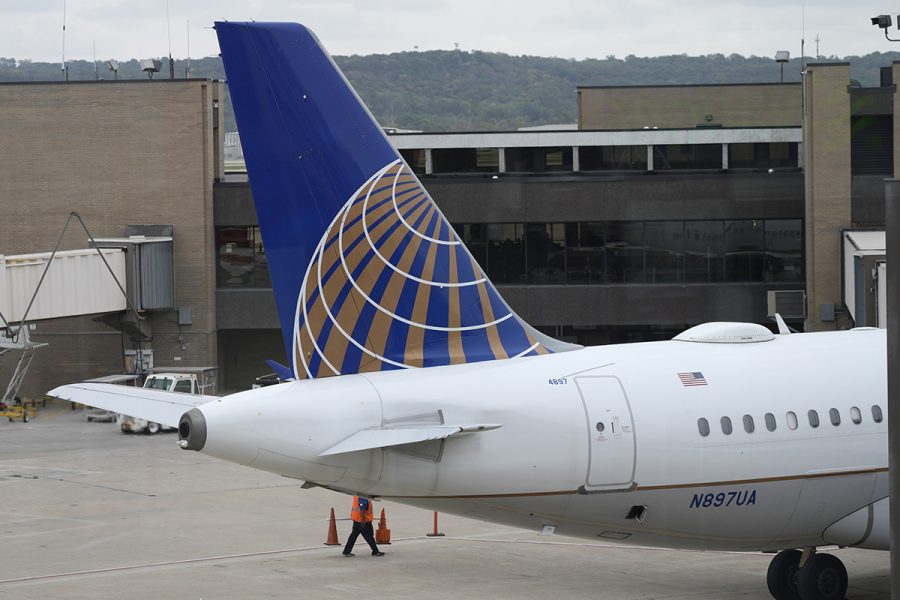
[767,290,806,320]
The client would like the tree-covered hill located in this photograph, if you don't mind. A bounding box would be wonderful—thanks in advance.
[1,50,898,132]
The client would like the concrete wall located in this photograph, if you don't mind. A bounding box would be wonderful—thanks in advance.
[578,83,802,130]
[0,80,222,397]
[803,64,852,331]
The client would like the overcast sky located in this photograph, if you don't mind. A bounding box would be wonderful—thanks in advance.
[0,0,897,63]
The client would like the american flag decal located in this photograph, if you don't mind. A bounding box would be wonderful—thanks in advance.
[678,372,708,387]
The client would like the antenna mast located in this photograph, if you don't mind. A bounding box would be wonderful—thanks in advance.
[61,0,67,81]
[186,19,191,78]
[166,0,174,79]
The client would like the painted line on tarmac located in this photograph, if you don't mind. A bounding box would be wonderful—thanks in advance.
[0,534,778,585]
[0,536,423,585]
[441,536,766,556]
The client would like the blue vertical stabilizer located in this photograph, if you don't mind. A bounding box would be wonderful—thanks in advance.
[216,22,577,379]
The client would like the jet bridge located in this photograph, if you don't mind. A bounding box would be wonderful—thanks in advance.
[0,248,128,323]
[0,247,128,405]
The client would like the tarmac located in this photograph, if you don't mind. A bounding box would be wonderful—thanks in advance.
[0,400,890,600]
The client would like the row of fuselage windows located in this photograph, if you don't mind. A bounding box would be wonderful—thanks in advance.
[697,405,884,437]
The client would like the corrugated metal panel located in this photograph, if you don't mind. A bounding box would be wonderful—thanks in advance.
[851,115,893,175]
[0,248,127,322]
[136,241,174,310]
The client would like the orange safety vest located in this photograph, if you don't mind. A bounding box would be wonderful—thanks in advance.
[350,496,374,523]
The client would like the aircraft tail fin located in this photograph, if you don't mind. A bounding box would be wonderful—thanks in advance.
[215,22,578,380]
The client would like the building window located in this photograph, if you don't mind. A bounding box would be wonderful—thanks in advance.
[216,226,270,288]
[506,147,573,172]
[485,224,525,283]
[698,417,710,437]
[684,221,724,283]
[525,223,566,284]
[850,406,862,424]
[724,220,764,282]
[654,144,721,170]
[765,413,776,431]
[728,142,798,170]
[743,414,755,433]
[580,145,647,171]
[605,222,645,283]
[432,148,499,174]
[721,416,733,435]
[564,223,604,284]
[872,405,884,423]
[764,220,803,282]
[453,223,487,267]
[645,222,683,283]
[398,148,427,174]
[450,219,801,286]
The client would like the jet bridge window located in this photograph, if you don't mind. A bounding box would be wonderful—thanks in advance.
[786,411,798,430]
[764,413,776,431]
[850,406,862,424]
[742,415,755,433]
[872,405,884,423]
[720,416,733,435]
[697,418,710,437]
[829,408,841,426]
[808,410,820,428]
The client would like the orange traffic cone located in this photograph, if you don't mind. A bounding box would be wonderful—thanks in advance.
[325,507,340,546]
[375,508,391,544]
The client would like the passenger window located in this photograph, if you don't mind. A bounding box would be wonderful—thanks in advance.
[697,418,710,437]
[786,411,798,430]
[174,380,192,394]
[721,416,733,435]
[872,405,884,423]
[850,406,862,424]
[829,408,840,426]
[808,410,819,428]
[765,413,776,431]
[742,414,754,433]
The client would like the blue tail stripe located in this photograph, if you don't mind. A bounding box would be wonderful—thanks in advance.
[460,327,494,363]
[421,239,452,367]
[304,192,432,318]
[217,23,399,367]
[322,185,424,254]
[319,191,430,291]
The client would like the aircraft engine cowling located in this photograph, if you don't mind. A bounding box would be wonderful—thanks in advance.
[178,408,207,451]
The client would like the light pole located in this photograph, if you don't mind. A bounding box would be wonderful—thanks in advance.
[774,50,789,83]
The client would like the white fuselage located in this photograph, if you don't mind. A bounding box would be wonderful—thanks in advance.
[195,328,888,552]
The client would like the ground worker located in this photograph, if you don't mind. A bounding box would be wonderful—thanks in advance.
[342,495,385,557]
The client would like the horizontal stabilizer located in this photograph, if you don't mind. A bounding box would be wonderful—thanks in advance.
[46,383,216,428]
[265,359,294,381]
[319,423,502,456]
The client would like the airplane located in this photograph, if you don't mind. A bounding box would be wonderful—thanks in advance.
[48,21,888,600]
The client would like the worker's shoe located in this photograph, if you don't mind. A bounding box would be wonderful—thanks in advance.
[342,553,354,557]
[372,551,385,556]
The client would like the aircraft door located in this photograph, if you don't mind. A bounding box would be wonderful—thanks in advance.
[575,377,636,492]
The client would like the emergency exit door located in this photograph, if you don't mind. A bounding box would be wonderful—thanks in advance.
[575,377,636,492]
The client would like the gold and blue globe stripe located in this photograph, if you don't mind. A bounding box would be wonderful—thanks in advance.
[293,160,550,380]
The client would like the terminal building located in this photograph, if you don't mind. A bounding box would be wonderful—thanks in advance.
[0,61,894,394]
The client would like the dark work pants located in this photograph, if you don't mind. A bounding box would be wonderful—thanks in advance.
[343,521,379,554]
